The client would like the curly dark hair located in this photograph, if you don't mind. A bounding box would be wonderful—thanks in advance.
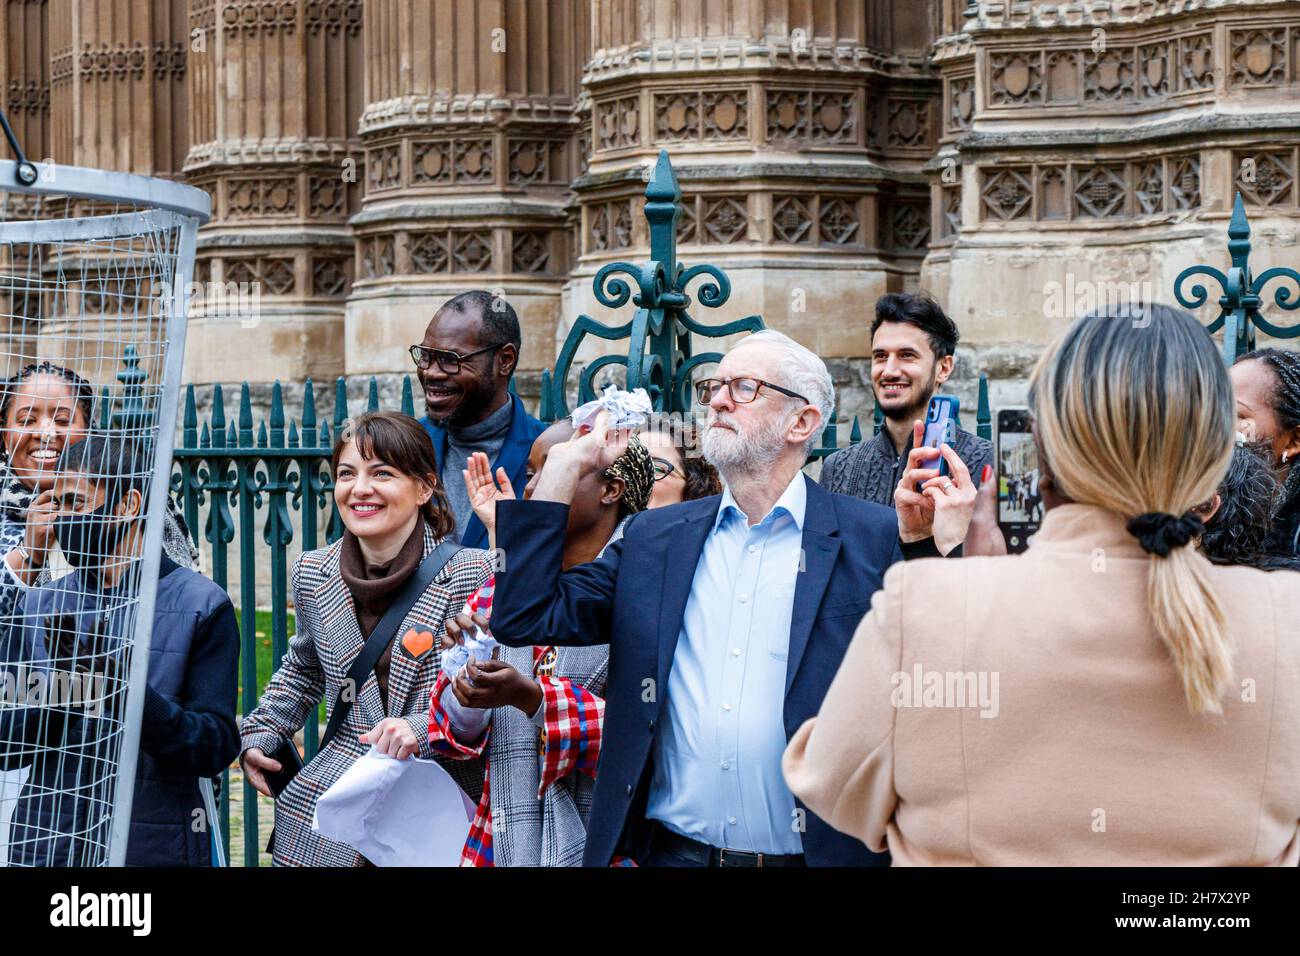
[683,454,722,500]
[1199,444,1278,567]
[872,292,960,360]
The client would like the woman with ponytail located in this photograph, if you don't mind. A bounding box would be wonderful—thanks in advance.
[783,304,1300,866]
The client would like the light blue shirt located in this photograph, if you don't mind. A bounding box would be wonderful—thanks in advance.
[647,472,806,854]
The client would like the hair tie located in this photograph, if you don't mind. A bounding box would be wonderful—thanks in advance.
[1125,511,1205,557]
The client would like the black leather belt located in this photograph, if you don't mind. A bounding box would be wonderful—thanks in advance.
[650,822,806,867]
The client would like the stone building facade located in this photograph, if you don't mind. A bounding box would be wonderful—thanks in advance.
[2,0,1299,425]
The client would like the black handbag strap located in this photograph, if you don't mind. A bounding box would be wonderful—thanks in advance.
[319,538,463,752]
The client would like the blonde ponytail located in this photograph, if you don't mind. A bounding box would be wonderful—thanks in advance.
[1148,549,1233,715]
[1028,304,1235,715]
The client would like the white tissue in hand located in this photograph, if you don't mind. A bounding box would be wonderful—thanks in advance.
[571,384,653,431]
[440,625,498,676]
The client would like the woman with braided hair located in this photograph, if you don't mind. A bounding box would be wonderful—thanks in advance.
[427,414,658,866]
[785,304,1300,865]
[1229,347,1300,559]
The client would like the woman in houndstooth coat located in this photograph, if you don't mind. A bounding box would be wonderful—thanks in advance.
[239,412,493,866]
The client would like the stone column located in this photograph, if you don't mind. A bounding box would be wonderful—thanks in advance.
[0,0,51,167]
[43,0,187,174]
[182,0,364,385]
[573,0,940,418]
[6,2,187,386]
[924,0,1300,404]
[0,0,50,376]
[346,0,586,402]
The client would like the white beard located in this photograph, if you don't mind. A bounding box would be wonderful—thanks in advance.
[702,410,789,476]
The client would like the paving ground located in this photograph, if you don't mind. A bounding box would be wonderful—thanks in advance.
[220,725,320,868]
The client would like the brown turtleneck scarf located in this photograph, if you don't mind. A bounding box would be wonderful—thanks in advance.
[337,518,426,710]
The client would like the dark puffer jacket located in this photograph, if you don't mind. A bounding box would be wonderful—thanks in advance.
[0,555,239,866]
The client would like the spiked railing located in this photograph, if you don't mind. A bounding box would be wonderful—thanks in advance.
[1175,193,1300,363]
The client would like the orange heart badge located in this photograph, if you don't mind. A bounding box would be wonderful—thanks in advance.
[400,627,435,661]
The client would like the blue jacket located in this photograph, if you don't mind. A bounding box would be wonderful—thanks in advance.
[489,475,904,866]
[0,556,239,867]
[420,393,547,550]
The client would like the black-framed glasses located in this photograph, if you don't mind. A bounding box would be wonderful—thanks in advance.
[408,342,508,374]
[651,457,679,482]
[696,377,810,407]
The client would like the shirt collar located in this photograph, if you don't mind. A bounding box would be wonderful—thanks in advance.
[714,470,807,533]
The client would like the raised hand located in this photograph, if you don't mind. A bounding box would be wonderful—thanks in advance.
[895,421,940,543]
[24,489,58,565]
[919,444,978,556]
[462,451,515,538]
[962,464,1009,557]
[530,409,631,505]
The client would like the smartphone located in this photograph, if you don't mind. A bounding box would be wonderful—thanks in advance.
[263,738,305,798]
[919,395,960,475]
[912,396,959,493]
[997,408,1042,554]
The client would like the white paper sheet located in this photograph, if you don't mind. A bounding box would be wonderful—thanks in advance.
[312,746,476,867]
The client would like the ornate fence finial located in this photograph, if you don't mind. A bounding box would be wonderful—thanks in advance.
[1176,192,1300,363]
[542,150,763,421]
[111,344,150,430]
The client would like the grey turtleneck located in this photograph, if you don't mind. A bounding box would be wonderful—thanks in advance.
[441,397,515,539]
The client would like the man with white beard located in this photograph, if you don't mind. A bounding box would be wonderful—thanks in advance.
[473,330,978,867]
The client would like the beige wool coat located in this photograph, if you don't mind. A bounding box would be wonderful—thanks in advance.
[783,504,1300,866]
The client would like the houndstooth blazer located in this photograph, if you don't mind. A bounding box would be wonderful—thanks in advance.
[240,523,493,867]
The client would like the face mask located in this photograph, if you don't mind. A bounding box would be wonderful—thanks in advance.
[55,498,128,576]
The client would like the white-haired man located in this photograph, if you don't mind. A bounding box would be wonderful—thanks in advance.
[466,330,977,867]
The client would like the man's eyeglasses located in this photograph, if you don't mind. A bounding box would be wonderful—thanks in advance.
[696,377,810,406]
[409,342,508,374]
[651,457,679,482]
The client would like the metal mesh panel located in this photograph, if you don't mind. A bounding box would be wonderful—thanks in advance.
[0,162,206,867]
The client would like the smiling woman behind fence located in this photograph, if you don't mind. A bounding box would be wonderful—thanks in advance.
[238,411,493,867]
[783,304,1300,866]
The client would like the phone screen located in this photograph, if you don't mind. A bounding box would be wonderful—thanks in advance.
[997,409,1041,553]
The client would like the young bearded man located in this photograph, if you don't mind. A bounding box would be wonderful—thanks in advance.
[820,292,993,507]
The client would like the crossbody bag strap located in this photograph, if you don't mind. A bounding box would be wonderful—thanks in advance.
[318,538,463,751]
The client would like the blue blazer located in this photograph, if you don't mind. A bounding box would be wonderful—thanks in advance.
[490,475,904,866]
[420,393,547,550]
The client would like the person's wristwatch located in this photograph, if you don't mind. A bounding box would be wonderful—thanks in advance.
[16,543,41,568]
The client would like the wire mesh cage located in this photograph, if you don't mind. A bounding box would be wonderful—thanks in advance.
[0,158,208,866]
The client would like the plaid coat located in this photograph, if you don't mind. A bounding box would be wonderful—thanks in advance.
[240,524,493,867]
